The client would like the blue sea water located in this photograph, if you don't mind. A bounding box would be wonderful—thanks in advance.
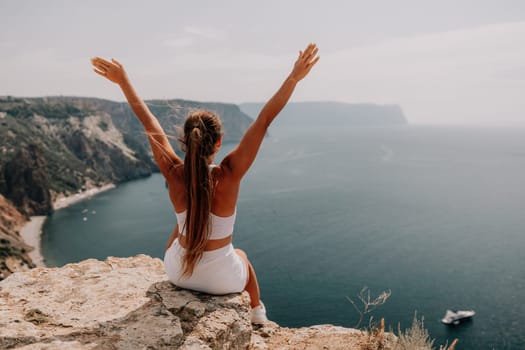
[41,125,525,349]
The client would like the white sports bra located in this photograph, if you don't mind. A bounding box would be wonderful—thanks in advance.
[175,208,236,240]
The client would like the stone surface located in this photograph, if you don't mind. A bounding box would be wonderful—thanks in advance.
[0,254,397,350]
[252,322,364,350]
[0,255,252,349]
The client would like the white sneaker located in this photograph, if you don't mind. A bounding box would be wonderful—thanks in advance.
[251,301,268,324]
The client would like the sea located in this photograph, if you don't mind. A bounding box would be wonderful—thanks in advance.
[41,125,525,349]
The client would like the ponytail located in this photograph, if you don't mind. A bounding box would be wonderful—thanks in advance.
[180,112,222,276]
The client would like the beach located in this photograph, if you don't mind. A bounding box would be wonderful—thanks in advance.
[19,216,47,267]
[19,183,116,267]
[53,184,116,210]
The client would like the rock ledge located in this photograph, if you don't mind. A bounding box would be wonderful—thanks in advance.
[0,255,388,350]
[0,255,251,349]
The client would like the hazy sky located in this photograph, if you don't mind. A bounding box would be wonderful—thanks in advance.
[1,0,525,125]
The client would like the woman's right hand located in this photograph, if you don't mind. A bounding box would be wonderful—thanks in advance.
[91,57,128,85]
[290,43,320,82]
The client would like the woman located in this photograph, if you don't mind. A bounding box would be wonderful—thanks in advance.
[91,43,319,323]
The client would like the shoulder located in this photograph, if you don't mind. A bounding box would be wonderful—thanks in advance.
[212,163,233,182]
[166,163,185,184]
[166,163,186,206]
[216,155,240,181]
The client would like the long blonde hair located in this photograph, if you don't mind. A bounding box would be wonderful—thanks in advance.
[180,110,222,276]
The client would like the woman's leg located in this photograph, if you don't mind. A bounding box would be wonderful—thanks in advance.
[235,248,261,308]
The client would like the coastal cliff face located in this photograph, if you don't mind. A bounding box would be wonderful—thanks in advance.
[0,255,390,350]
[0,98,151,213]
[0,195,33,280]
[2,144,52,216]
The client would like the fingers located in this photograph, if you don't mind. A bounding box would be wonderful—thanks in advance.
[299,43,318,62]
[291,43,319,81]
[91,57,109,73]
[307,45,318,57]
[297,43,319,68]
[305,48,318,63]
[93,68,106,77]
[111,58,122,68]
[307,55,320,68]
[91,56,111,79]
[91,56,127,84]
[91,57,110,67]
[91,56,122,71]
[301,43,316,57]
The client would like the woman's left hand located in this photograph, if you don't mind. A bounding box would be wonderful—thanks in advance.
[91,57,128,85]
[290,43,320,82]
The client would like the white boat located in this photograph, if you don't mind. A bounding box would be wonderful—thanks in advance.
[441,309,475,325]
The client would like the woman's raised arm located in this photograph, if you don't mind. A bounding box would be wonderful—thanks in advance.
[91,57,182,178]
[221,43,320,179]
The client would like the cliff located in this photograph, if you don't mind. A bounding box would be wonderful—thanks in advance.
[240,101,408,127]
[0,195,34,280]
[0,255,395,349]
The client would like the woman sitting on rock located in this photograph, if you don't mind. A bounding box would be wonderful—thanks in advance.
[91,44,319,323]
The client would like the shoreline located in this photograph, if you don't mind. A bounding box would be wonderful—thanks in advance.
[19,216,47,267]
[53,183,116,210]
[20,183,116,267]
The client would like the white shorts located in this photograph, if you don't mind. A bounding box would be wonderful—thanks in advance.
[163,238,248,295]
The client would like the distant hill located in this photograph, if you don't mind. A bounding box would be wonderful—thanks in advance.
[239,101,408,127]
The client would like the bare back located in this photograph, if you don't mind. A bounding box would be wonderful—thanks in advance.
[168,163,240,217]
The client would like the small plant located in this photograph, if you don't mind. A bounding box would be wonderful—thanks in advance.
[347,288,458,350]
[395,312,433,349]
[347,286,392,328]
[361,318,388,350]
[395,313,458,350]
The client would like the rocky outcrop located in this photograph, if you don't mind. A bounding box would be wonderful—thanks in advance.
[0,255,397,350]
[0,255,252,350]
[0,194,33,281]
[252,322,388,350]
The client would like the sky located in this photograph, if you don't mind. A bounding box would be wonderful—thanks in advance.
[1,0,525,125]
